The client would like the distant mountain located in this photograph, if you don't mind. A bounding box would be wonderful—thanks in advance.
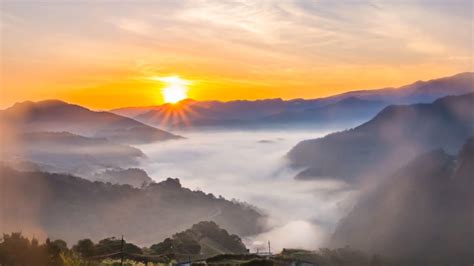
[150,221,248,259]
[0,100,181,144]
[1,131,145,178]
[331,72,474,104]
[111,72,473,129]
[330,138,474,262]
[118,97,386,130]
[1,167,266,246]
[131,98,296,129]
[258,97,386,126]
[287,93,474,182]
[136,99,244,128]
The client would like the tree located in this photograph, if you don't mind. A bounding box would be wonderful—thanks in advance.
[73,239,95,257]
[0,233,69,266]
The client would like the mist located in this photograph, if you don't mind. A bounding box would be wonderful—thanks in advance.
[136,129,357,252]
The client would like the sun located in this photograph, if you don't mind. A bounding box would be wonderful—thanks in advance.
[162,85,187,104]
[154,76,190,104]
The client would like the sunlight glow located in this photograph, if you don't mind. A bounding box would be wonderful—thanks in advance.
[153,76,190,104]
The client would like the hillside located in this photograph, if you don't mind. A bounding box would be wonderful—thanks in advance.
[287,93,474,181]
[0,100,181,144]
[330,138,474,262]
[0,167,266,246]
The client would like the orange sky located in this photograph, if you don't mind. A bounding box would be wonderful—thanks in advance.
[1,1,472,109]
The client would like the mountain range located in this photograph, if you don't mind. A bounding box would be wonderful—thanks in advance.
[112,72,473,129]
[2,72,471,133]
[287,92,474,182]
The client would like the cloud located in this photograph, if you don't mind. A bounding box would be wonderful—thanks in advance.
[137,129,357,251]
[246,220,327,252]
[1,0,472,108]
[6,0,469,64]
[109,18,152,36]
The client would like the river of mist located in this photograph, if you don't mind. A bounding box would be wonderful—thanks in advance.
[137,129,357,251]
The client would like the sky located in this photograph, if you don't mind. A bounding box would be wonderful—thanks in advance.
[1,0,473,109]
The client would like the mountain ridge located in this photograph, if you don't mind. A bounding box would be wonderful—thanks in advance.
[0,99,182,144]
[110,72,473,129]
[287,92,474,182]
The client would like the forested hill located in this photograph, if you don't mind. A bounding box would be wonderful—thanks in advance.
[149,221,248,258]
[1,167,265,246]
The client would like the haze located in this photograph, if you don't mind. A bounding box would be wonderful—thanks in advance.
[137,129,356,251]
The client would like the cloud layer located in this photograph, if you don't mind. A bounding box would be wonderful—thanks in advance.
[137,129,357,251]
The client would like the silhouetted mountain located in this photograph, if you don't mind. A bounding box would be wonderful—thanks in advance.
[111,72,473,129]
[1,167,266,246]
[150,221,248,258]
[288,93,474,181]
[1,131,145,178]
[330,138,474,263]
[0,100,181,144]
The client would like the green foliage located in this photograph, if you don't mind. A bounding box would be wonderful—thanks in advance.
[73,239,95,257]
[72,237,143,258]
[95,237,143,256]
[150,238,174,254]
[150,234,201,256]
[0,232,86,266]
[149,221,248,256]
[2,231,467,265]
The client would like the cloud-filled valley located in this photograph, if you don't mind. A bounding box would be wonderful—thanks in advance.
[137,129,357,251]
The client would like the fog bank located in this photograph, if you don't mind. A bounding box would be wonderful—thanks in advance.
[137,129,357,252]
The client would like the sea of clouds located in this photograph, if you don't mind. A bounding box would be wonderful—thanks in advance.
[137,129,357,252]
